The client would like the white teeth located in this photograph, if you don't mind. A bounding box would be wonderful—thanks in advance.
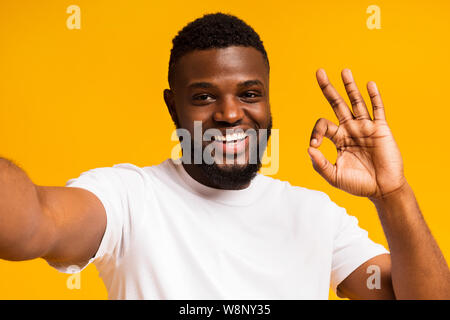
[214,132,247,142]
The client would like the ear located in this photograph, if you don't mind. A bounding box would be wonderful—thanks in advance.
[163,89,179,128]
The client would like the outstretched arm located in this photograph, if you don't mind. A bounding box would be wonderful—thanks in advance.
[309,69,450,299]
[0,158,106,267]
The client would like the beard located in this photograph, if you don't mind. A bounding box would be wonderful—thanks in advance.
[199,162,261,190]
[179,116,272,190]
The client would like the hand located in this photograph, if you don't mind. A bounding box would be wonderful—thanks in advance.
[308,69,407,200]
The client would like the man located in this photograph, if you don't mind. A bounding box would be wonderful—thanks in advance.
[0,13,449,300]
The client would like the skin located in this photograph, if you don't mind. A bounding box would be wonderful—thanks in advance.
[165,47,450,299]
[164,46,271,189]
[0,46,448,299]
[310,68,450,299]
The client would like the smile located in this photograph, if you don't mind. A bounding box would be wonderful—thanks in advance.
[211,133,249,156]
[212,132,248,143]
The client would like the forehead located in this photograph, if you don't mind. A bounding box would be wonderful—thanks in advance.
[172,46,269,88]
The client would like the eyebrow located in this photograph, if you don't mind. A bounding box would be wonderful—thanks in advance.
[187,82,216,89]
[237,80,264,88]
[187,79,264,89]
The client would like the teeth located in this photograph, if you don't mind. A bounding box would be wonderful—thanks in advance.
[214,132,247,142]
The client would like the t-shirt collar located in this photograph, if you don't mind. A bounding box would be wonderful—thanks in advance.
[168,158,265,207]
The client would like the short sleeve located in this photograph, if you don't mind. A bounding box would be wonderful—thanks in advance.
[47,163,148,274]
[329,201,389,294]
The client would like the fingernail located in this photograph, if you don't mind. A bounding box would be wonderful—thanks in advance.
[311,138,318,146]
[347,69,353,80]
[368,81,378,91]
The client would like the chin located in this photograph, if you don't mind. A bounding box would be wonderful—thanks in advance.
[199,161,260,190]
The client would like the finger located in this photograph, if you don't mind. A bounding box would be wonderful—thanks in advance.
[341,69,371,120]
[367,81,386,121]
[316,69,354,124]
[310,118,339,148]
[308,147,337,186]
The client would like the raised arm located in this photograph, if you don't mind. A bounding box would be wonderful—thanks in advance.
[309,69,450,299]
[0,158,106,267]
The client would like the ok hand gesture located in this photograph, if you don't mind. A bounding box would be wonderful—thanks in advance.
[308,69,407,200]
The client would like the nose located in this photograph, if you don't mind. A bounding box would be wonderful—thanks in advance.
[213,95,244,125]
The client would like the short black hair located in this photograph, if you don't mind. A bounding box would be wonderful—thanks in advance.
[168,12,269,87]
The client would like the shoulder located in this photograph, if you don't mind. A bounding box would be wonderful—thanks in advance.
[257,174,333,205]
[65,162,156,192]
[71,163,146,178]
[258,175,347,231]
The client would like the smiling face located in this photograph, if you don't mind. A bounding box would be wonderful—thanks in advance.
[164,45,272,189]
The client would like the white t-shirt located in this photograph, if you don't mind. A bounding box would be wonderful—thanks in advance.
[50,158,388,299]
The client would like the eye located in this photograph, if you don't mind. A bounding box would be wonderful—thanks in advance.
[192,93,215,104]
[241,91,262,101]
[194,94,209,100]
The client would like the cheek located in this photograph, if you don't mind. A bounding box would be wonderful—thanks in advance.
[246,104,271,127]
[176,107,213,133]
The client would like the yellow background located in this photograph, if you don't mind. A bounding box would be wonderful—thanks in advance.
[0,0,449,299]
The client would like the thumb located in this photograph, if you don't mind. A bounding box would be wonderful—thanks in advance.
[308,147,336,185]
